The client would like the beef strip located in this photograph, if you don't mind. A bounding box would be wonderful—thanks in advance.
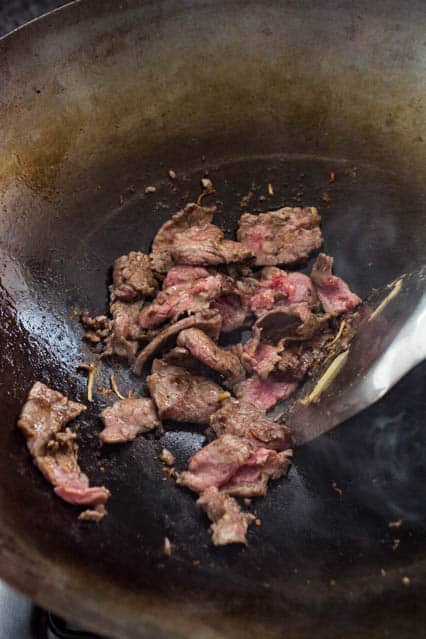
[132,310,222,375]
[236,336,283,379]
[163,265,211,289]
[147,359,226,424]
[17,383,110,510]
[150,203,216,273]
[177,435,256,492]
[211,293,248,332]
[99,398,160,444]
[111,251,158,302]
[223,448,293,498]
[237,206,323,266]
[311,253,361,315]
[277,330,333,381]
[139,273,223,329]
[163,346,206,372]
[176,328,245,386]
[210,398,293,451]
[171,223,253,266]
[103,299,146,363]
[197,487,255,545]
[255,304,329,344]
[234,374,297,410]
[249,267,295,315]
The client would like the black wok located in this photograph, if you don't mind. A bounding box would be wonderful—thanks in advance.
[0,1,425,637]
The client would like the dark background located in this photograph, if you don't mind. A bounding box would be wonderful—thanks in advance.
[0,0,66,36]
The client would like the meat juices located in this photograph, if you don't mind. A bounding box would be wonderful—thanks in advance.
[18,382,110,515]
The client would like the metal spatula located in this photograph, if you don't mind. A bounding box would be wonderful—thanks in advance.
[289,266,426,445]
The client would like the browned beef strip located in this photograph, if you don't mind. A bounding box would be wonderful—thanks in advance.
[170,224,252,266]
[255,304,329,344]
[150,203,216,273]
[234,374,297,411]
[132,310,222,375]
[103,299,146,363]
[237,206,323,266]
[277,330,333,381]
[235,333,283,379]
[139,273,224,329]
[311,253,361,315]
[99,398,160,444]
[111,251,158,302]
[177,435,256,492]
[147,359,226,424]
[197,487,255,546]
[176,328,245,386]
[17,383,110,509]
[222,448,293,498]
[210,398,293,451]
[211,293,248,332]
[163,346,206,372]
[163,265,211,289]
[17,381,86,457]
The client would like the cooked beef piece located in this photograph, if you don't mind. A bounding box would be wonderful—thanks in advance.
[139,273,223,329]
[286,272,318,308]
[237,206,323,265]
[103,300,146,363]
[176,328,245,386]
[150,203,216,273]
[236,336,283,379]
[211,293,248,332]
[163,265,211,289]
[249,267,295,315]
[37,429,110,506]
[311,253,361,315]
[177,435,256,492]
[234,374,297,410]
[197,487,255,546]
[277,330,333,381]
[163,346,206,372]
[223,448,293,497]
[171,223,253,266]
[17,382,86,457]
[132,310,222,375]
[80,313,110,345]
[147,359,226,424]
[18,383,110,509]
[111,251,158,302]
[210,398,293,450]
[99,398,160,444]
[255,304,329,343]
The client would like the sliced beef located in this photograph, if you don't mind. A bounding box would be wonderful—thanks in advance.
[99,398,160,444]
[150,203,216,273]
[163,346,205,372]
[234,374,297,410]
[255,304,329,343]
[176,328,245,386]
[147,359,226,424]
[197,487,255,546]
[249,267,295,315]
[311,253,361,315]
[171,223,252,266]
[237,206,323,266]
[132,310,222,375]
[211,293,248,332]
[277,330,333,381]
[163,265,211,289]
[177,435,256,492]
[223,448,293,497]
[236,336,283,379]
[37,430,110,507]
[139,273,223,329]
[210,398,293,450]
[18,383,110,509]
[103,299,145,363]
[17,382,86,457]
[286,272,318,307]
[111,251,157,302]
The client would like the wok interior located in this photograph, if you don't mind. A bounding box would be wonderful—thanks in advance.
[0,1,425,637]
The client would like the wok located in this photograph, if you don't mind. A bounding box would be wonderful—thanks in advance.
[0,1,425,637]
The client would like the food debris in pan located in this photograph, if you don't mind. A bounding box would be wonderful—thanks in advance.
[17,181,363,542]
